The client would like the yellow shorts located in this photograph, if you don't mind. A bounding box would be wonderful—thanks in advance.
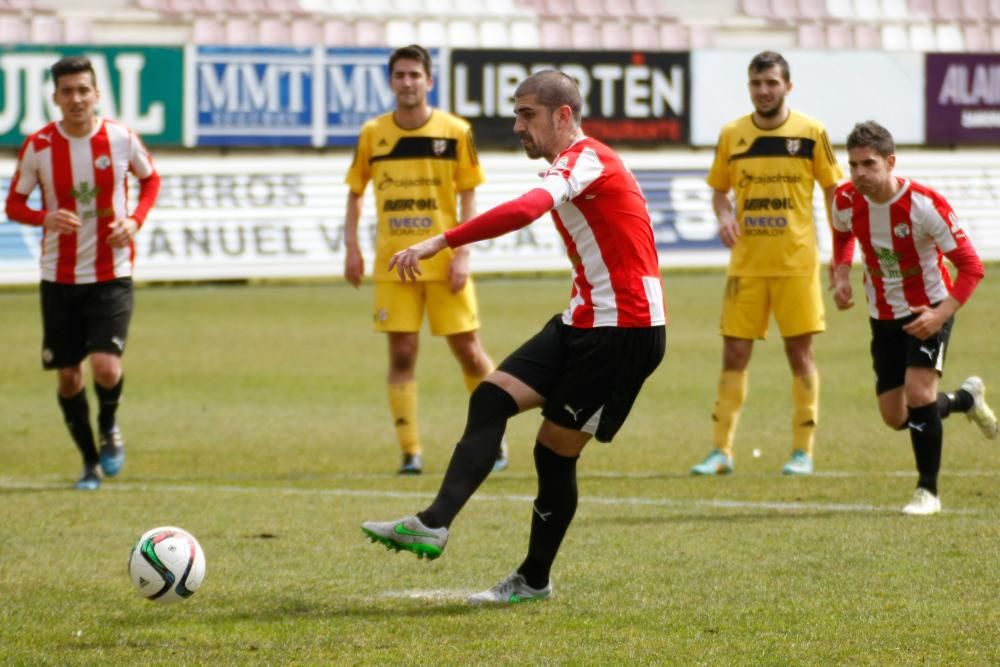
[719,273,825,340]
[373,279,480,336]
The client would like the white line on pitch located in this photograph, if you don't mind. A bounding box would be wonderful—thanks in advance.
[0,478,991,515]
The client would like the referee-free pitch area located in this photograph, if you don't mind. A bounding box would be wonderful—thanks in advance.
[2,272,998,665]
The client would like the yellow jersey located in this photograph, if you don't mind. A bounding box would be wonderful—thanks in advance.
[345,109,486,282]
[706,110,842,277]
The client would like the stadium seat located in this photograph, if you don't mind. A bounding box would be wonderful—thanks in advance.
[852,0,882,18]
[572,0,604,16]
[770,0,801,19]
[934,22,964,49]
[289,17,319,44]
[880,0,909,19]
[542,0,575,16]
[991,23,1000,47]
[989,0,1000,18]
[825,0,853,18]
[509,19,541,47]
[385,18,417,45]
[416,18,446,46]
[354,18,384,45]
[631,0,675,17]
[797,22,826,46]
[962,23,990,50]
[192,17,225,42]
[933,0,962,18]
[476,18,511,47]
[0,13,28,43]
[62,17,94,43]
[825,22,853,47]
[687,24,713,47]
[601,0,635,19]
[658,21,690,49]
[30,14,61,42]
[629,20,660,48]
[960,0,988,19]
[224,17,256,44]
[321,17,352,44]
[257,17,290,43]
[881,23,909,48]
[569,18,598,47]
[741,0,773,18]
[197,0,232,13]
[907,0,934,18]
[797,0,828,18]
[539,20,572,47]
[599,21,630,48]
[326,0,362,13]
[446,18,478,47]
[908,22,936,49]
[854,23,881,48]
[163,0,199,12]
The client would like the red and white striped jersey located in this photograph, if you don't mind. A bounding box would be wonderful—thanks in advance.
[537,137,665,328]
[832,178,980,320]
[10,119,156,284]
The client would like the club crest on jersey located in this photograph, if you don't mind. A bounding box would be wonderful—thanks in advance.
[431,139,447,156]
[785,139,801,155]
[893,223,910,238]
[94,155,111,170]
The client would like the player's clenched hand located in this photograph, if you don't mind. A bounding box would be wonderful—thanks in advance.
[389,234,449,282]
[448,249,470,293]
[43,209,81,234]
[830,264,854,310]
[107,218,138,248]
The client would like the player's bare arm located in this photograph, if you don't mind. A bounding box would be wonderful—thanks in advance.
[903,297,960,341]
[448,188,477,293]
[343,191,365,287]
[712,189,740,248]
[107,218,138,248]
[389,234,449,282]
[43,209,81,234]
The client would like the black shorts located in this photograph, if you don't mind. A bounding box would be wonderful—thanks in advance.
[40,278,134,370]
[869,313,953,395]
[498,314,666,443]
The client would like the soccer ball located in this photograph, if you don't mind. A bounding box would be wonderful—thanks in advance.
[128,526,206,603]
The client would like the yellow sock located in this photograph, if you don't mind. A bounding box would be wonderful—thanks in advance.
[463,364,493,394]
[792,371,819,456]
[712,370,748,458]
[387,381,420,455]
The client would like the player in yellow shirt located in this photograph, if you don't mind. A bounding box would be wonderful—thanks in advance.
[344,45,507,475]
[691,51,843,476]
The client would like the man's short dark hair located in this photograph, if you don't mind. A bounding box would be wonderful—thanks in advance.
[389,44,432,78]
[846,121,896,157]
[749,51,790,82]
[514,70,582,123]
[51,55,96,88]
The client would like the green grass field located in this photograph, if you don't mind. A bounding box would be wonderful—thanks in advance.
[2,271,998,666]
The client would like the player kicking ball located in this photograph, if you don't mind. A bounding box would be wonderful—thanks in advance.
[361,71,666,604]
[830,121,997,515]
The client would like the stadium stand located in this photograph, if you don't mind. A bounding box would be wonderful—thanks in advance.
[0,0,993,50]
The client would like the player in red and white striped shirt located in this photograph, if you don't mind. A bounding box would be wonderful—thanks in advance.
[831,121,996,515]
[363,70,666,604]
[5,55,160,490]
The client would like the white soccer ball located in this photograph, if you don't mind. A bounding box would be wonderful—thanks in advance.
[128,526,206,603]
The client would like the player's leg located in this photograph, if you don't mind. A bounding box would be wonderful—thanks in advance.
[85,278,133,477]
[928,318,997,439]
[374,281,424,473]
[41,281,100,489]
[901,367,943,515]
[693,276,764,475]
[774,274,825,475]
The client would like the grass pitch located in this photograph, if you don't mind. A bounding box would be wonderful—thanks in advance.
[1,271,998,666]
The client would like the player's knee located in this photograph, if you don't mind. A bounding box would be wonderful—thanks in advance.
[467,381,519,425]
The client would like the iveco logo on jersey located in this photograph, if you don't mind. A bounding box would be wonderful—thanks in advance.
[389,217,433,230]
[743,198,795,211]
[744,216,788,235]
[383,198,438,211]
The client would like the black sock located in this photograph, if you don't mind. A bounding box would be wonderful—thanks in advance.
[418,382,519,529]
[936,389,973,419]
[95,376,124,435]
[908,402,942,496]
[517,442,579,590]
[58,390,98,466]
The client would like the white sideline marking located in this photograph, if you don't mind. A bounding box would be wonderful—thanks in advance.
[378,589,468,602]
[0,476,992,515]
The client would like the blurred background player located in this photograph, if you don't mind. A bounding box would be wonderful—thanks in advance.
[691,51,843,477]
[831,120,996,515]
[362,70,666,605]
[343,44,507,475]
[4,55,160,490]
